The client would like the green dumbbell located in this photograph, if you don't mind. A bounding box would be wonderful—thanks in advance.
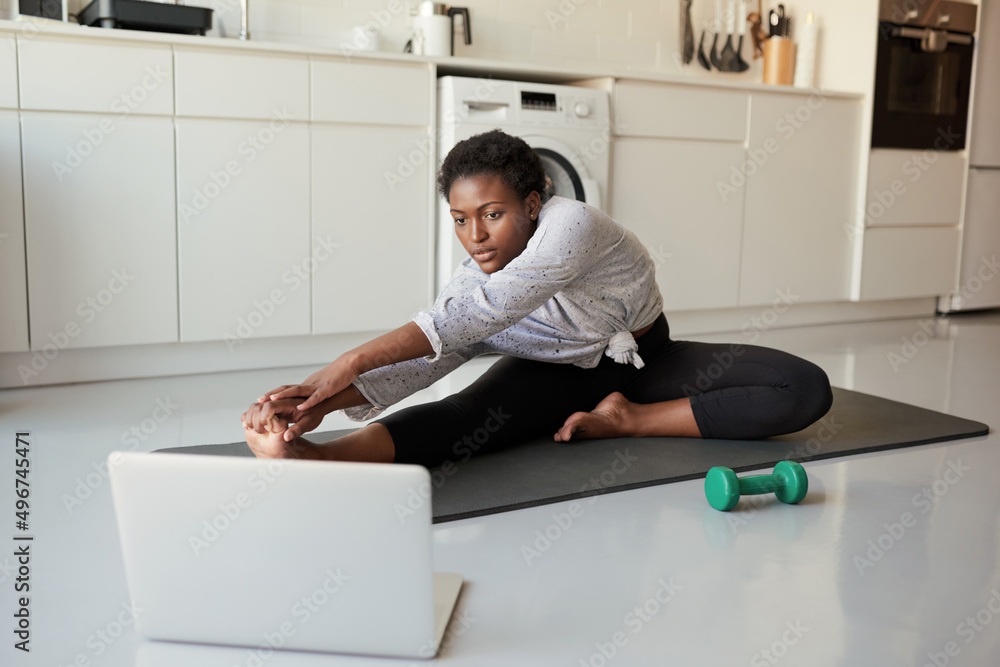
[704,461,808,511]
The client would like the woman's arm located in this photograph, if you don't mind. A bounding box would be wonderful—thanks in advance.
[245,336,484,440]
[345,320,434,376]
[259,321,434,418]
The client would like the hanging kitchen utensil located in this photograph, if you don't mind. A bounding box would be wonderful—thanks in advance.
[709,0,724,69]
[747,0,768,58]
[697,29,712,69]
[747,10,767,59]
[734,0,750,71]
[719,0,737,71]
[681,0,695,64]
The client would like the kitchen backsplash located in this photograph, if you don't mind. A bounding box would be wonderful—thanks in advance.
[247,0,763,78]
[5,0,876,92]
[56,0,769,80]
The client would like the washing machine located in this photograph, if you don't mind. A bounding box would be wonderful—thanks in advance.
[435,76,611,294]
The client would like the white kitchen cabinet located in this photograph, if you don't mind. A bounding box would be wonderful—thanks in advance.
[969,0,1000,167]
[740,93,861,306]
[954,169,1000,310]
[176,118,311,343]
[174,48,309,121]
[0,40,16,109]
[613,80,747,142]
[311,125,431,334]
[865,149,966,226]
[610,137,745,311]
[0,111,28,352]
[859,227,960,301]
[18,37,173,115]
[311,59,431,126]
[20,112,177,350]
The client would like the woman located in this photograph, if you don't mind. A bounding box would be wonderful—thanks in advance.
[241,129,833,467]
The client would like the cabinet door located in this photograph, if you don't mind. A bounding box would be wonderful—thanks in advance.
[969,0,1000,166]
[0,41,16,109]
[0,111,28,352]
[955,169,1000,309]
[176,118,310,343]
[174,48,309,121]
[866,149,965,226]
[860,227,960,300]
[614,81,747,142]
[610,138,745,311]
[21,112,177,349]
[740,93,861,306]
[311,125,431,334]
[18,37,173,115]
[311,60,430,126]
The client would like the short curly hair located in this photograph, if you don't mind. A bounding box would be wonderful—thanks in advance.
[437,129,548,202]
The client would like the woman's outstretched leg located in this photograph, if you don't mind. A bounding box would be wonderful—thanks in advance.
[308,423,396,462]
[244,415,395,463]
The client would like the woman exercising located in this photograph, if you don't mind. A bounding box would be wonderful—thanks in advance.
[241,129,833,467]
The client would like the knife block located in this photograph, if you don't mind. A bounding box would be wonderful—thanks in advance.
[762,37,796,85]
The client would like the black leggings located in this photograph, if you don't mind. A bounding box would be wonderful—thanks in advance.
[375,312,834,469]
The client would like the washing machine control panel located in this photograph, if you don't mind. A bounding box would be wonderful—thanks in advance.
[439,77,608,129]
[518,91,596,125]
[515,89,606,128]
[520,91,558,111]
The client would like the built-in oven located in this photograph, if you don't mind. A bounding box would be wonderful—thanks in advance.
[871,0,978,151]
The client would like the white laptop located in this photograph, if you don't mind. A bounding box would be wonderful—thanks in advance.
[108,451,464,660]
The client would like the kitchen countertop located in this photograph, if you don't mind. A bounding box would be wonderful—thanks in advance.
[0,17,863,99]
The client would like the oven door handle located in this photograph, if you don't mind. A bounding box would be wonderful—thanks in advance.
[891,25,973,52]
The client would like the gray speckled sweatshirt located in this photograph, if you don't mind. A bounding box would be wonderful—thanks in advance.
[343,195,664,421]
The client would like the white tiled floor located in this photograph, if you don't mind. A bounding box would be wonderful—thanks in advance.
[1,309,998,666]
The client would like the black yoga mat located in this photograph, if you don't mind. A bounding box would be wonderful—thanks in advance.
[156,387,989,523]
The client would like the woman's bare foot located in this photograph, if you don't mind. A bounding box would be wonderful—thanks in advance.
[554,391,634,442]
[244,421,317,459]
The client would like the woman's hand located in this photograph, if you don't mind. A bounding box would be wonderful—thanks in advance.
[242,414,318,460]
[242,399,326,442]
[257,358,358,413]
[248,321,430,438]
[242,400,286,433]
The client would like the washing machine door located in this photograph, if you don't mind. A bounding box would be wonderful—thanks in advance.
[523,135,601,210]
